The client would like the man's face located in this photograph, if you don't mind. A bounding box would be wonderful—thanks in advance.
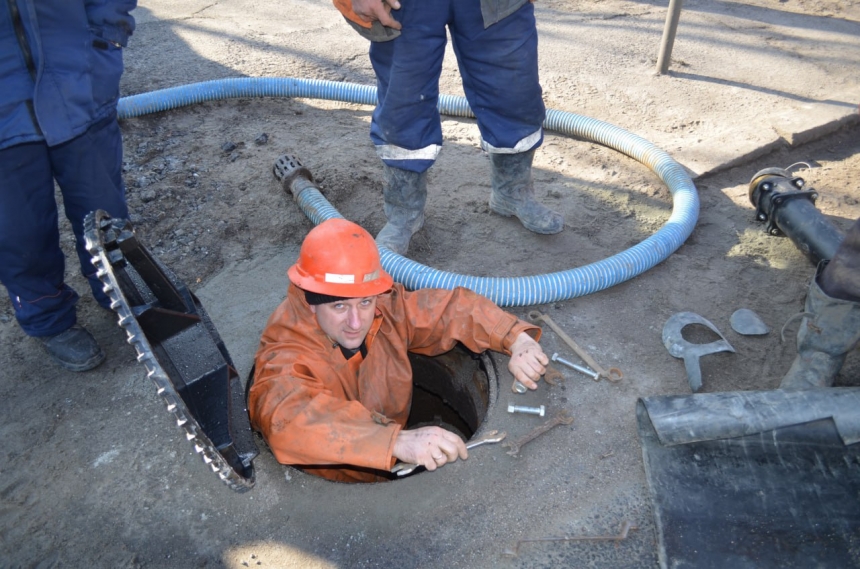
[309,296,378,350]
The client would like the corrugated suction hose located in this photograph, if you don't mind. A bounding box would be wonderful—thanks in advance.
[118,77,699,307]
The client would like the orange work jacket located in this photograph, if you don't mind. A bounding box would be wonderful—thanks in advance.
[248,283,539,483]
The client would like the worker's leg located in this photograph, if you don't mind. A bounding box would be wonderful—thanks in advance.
[368,1,449,172]
[450,1,562,234]
[368,2,449,254]
[781,219,860,389]
[0,141,78,336]
[0,140,104,371]
[50,113,128,308]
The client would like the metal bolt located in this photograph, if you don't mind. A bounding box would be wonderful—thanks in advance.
[512,380,528,394]
[794,179,804,188]
[551,353,600,381]
[757,213,767,221]
[761,183,772,191]
[508,404,546,416]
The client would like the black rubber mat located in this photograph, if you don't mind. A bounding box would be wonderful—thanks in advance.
[638,393,860,568]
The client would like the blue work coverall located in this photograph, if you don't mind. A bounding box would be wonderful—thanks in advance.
[0,0,136,337]
[368,0,545,173]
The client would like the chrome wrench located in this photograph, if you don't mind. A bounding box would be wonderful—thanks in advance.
[391,430,507,477]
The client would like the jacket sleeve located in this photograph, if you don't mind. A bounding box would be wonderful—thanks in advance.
[249,310,401,471]
[393,286,540,356]
[85,0,136,46]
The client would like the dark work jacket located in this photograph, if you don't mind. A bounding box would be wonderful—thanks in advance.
[0,0,136,150]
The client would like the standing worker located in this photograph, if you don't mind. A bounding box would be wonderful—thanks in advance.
[332,0,563,255]
[248,219,550,482]
[0,1,136,371]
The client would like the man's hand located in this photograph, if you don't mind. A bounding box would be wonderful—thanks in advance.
[393,426,468,471]
[508,332,548,390]
[351,0,402,30]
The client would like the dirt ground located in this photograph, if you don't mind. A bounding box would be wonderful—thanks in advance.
[1,0,859,567]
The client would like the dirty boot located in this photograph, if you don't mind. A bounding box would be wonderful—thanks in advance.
[38,324,105,372]
[375,165,427,255]
[489,150,563,234]
[780,277,860,389]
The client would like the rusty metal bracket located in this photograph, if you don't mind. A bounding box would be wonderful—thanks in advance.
[503,520,639,557]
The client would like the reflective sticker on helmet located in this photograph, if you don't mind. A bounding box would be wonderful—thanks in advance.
[325,273,356,284]
[363,270,379,283]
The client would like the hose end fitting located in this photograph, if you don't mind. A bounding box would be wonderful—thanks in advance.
[274,154,316,200]
[747,164,844,264]
[748,166,817,236]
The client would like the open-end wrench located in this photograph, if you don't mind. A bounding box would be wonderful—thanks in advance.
[391,430,507,477]
[527,310,623,383]
[502,410,574,457]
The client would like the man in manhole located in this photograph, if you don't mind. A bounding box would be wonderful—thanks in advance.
[248,219,549,482]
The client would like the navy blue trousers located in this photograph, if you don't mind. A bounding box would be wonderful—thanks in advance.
[369,0,545,173]
[0,114,127,337]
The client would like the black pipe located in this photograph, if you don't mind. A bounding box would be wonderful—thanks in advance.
[748,167,845,264]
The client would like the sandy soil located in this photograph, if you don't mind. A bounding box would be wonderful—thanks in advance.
[1,0,858,567]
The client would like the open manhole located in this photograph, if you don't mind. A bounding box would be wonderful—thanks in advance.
[406,346,497,444]
[278,346,498,483]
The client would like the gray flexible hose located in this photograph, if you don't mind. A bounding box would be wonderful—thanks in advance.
[118,77,699,306]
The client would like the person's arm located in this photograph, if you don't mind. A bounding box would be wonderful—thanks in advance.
[394,287,531,351]
[250,358,402,470]
[85,0,137,47]
[394,287,547,386]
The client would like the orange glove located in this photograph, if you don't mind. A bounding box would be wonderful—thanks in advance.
[332,0,371,29]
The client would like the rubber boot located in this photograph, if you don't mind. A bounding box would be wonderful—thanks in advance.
[375,165,427,256]
[489,150,563,234]
[38,324,105,372]
[779,277,860,389]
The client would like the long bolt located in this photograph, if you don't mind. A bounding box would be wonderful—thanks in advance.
[508,404,546,417]
[551,353,600,381]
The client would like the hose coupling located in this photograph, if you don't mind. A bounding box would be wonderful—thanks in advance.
[274,154,316,200]
[748,165,818,236]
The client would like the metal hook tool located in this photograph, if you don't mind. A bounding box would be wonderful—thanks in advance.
[527,310,623,383]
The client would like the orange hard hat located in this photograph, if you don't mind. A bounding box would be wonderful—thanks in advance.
[288,219,393,297]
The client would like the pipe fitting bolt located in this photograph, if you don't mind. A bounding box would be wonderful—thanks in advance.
[507,404,546,416]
